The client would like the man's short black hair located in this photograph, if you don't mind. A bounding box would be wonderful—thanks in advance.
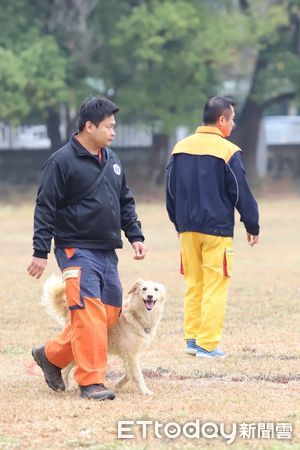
[203,96,235,125]
[78,95,119,132]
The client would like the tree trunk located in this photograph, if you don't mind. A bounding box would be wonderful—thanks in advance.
[149,133,169,185]
[66,102,78,140]
[230,98,262,179]
[46,109,62,151]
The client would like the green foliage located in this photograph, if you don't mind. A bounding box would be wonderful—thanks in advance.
[21,35,68,114]
[109,0,242,132]
[215,0,292,102]
[0,0,37,50]
[0,48,29,122]
[0,36,68,123]
[1,0,300,140]
[0,1,69,123]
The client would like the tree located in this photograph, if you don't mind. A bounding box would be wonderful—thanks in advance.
[0,1,69,147]
[0,0,135,148]
[108,0,300,180]
[108,0,243,183]
[0,48,28,122]
[32,0,134,146]
[2,0,300,180]
[230,0,300,177]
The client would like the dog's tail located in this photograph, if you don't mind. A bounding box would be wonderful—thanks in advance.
[41,274,69,325]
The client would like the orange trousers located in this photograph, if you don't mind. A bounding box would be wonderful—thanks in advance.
[44,248,122,386]
[45,298,120,385]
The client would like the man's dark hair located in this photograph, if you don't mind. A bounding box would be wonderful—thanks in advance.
[78,96,119,132]
[203,96,235,125]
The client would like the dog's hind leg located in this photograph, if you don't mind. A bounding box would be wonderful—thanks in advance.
[115,358,130,391]
[115,372,129,391]
[127,355,154,396]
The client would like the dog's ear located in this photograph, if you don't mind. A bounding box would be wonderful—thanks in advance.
[157,283,166,298]
[157,283,165,292]
[128,278,144,294]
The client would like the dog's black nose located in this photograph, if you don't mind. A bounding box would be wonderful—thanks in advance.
[147,294,153,300]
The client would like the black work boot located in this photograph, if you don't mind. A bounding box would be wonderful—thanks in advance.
[79,384,115,400]
[32,345,65,392]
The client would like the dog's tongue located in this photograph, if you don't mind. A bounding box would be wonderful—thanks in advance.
[145,300,154,310]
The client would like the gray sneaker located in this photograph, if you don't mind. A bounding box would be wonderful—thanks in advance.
[195,347,226,358]
[185,339,198,356]
[32,345,66,392]
[80,384,115,400]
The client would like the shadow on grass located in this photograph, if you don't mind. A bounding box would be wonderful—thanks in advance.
[106,366,300,384]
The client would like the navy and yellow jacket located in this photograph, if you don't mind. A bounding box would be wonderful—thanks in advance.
[166,126,259,237]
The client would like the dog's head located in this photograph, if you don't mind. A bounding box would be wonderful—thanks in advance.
[128,279,166,311]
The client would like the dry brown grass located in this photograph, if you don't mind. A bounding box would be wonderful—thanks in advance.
[0,193,299,450]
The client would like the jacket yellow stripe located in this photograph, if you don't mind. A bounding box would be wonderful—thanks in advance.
[172,126,240,163]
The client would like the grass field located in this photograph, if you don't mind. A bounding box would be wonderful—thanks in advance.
[0,190,299,449]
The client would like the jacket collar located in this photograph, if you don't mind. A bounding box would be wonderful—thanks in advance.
[196,126,224,137]
[70,133,106,157]
[70,133,93,156]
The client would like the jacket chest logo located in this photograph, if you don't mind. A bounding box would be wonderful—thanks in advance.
[113,164,121,175]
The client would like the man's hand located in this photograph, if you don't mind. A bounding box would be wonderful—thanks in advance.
[27,257,47,279]
[131,242,147,260]
[247,233,259,247]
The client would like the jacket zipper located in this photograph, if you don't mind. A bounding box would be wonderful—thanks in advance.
[104,177,118,238]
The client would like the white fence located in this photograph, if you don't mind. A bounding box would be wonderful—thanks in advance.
[113,124,153,147]
[256,116,300,177]
[0,124,51,149]
[0,123,153,149]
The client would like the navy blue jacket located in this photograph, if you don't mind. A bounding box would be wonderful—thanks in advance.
[33,135,144,257]
[166,126,259,237]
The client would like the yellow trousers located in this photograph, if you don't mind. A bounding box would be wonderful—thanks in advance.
[179,232,234,351]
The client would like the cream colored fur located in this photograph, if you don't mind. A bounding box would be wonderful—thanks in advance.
[41,275,166,395]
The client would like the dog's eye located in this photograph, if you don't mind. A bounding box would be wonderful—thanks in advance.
[154,287,159,291]
[142,287,147,291]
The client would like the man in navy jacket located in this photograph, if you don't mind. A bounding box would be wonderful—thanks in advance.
[166,96,259,358]
[28,96,146,400]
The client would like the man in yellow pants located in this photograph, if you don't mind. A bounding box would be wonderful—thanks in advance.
[166,96,259,358]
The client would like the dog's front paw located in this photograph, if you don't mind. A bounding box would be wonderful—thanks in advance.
[115,377,128,391]
[141,388,154,396]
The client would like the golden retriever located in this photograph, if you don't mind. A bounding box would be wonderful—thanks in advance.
[41,276,166,396]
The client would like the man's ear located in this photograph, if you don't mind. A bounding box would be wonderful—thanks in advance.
[85,120,95,134]
[218,115,225,126]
